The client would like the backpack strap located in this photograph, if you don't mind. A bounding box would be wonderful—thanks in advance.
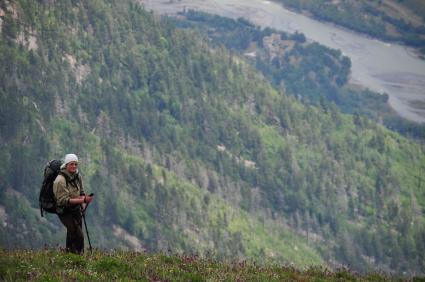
[58,171,82,189]
[58,171,70,186]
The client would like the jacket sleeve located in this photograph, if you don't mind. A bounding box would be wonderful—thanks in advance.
[53,176,70,207]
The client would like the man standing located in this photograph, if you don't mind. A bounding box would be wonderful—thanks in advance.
[53,153,93,254]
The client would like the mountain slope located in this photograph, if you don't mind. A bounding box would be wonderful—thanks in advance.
[0,0,424,275]
[173,10,425,139]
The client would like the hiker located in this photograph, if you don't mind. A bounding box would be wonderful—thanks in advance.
[53,153,93,254]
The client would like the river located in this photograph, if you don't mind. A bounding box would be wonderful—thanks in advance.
[142,0,425,123]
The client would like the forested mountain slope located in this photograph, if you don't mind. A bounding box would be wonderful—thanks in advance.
[174,10,425,139]
[0,0,424,276]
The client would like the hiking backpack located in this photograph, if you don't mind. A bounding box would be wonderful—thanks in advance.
[39,159,63,217]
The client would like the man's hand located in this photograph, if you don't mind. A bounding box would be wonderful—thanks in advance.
[84,194,94,204]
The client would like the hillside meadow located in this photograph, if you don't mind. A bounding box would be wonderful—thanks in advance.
[0,249,414,281]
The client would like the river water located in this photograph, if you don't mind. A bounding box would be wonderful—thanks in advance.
[142,0,425,123]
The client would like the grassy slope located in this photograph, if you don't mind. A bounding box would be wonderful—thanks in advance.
[0,250,409,281]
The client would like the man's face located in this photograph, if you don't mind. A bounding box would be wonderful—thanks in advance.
[66,161,78,174]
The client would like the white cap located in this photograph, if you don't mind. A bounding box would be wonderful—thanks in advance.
[61,153,79,169]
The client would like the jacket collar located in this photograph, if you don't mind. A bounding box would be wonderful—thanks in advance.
[60,168,79,181]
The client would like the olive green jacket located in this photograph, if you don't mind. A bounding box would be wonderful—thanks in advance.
[53,169,84,213]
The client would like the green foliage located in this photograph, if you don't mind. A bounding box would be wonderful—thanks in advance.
[55,253,87,268]
[94,256,129,275]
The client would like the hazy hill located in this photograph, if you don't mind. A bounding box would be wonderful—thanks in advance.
[0,0,424,276]
[272,0,425,56]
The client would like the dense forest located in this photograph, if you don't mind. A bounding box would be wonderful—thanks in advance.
[272,0,425,56]
[0,0,424,276]
[175,10,425,139]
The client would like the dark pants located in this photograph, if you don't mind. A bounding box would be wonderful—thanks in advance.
[58,210,84,254]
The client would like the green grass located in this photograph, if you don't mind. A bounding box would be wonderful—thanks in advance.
[0,249,411,281]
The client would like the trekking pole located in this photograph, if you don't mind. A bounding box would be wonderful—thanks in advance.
[82,210,93,254]
[82,193,94,254]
